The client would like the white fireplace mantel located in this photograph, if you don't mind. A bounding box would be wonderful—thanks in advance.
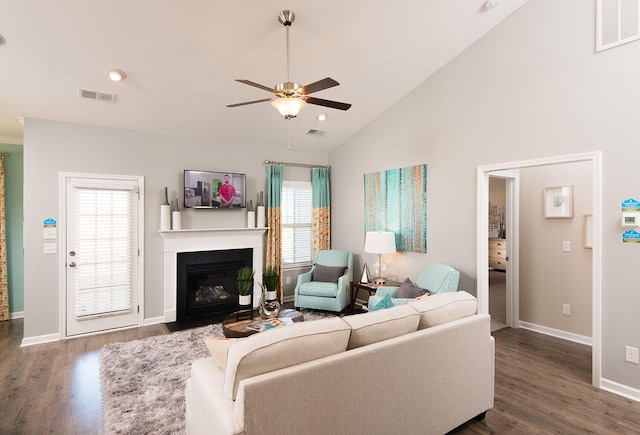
[159,228,267,322]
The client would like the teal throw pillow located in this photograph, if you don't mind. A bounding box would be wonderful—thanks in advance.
[371,293,395,311]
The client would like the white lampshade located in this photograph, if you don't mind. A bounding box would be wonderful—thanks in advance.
[271,97,307,118]
[364,231,396,254]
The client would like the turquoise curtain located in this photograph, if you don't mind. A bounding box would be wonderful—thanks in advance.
[312,168,331,257]
[0,156,7,321]
[266,165,284,301]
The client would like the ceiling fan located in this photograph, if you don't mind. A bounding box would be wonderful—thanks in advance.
[227,10,352,119]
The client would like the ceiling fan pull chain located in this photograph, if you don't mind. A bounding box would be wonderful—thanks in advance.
[287,118,293,150]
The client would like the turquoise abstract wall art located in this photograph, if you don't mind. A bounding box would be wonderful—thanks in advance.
[364,164,427,253]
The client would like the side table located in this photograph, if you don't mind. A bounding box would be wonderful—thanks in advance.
[349,282,379,311]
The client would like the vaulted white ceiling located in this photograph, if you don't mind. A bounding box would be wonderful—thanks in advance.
[0,0,528,150]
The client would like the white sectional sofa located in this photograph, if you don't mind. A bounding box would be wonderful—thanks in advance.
[185,291,494,435]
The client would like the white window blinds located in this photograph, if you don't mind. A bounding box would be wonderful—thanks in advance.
[281,181,313,265]
[74,187,137,318]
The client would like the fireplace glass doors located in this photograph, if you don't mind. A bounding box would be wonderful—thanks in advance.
[176,248,252,323]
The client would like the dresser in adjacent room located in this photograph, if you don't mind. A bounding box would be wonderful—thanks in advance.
[489,238,507,271]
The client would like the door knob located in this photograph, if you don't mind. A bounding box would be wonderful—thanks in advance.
[69,262,76,268]
[69,251,76,256]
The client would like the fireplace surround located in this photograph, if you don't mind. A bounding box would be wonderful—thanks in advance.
[159,228,267,324]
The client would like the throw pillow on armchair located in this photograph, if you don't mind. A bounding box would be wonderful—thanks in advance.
[396,278,429,299]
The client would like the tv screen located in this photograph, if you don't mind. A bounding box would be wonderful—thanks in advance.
[184,170,246,209]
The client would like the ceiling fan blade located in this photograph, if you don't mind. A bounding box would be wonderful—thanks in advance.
[226,98,273,108]
[299,77,340,95]
[305,96,352,111]
[235,79,276,93]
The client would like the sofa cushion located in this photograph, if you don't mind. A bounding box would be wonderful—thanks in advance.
[396,278,429,299]
[312,264,347,283]
[224,317,351,400]
[408,291,478,329]
[204,337,243,370]
[342,304,419,350]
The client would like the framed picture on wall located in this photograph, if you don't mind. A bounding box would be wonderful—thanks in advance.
[544,185,573,218]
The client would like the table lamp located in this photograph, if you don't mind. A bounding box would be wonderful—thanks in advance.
[364,231,396,284]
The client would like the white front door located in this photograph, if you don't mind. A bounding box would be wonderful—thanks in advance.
[65,175,143,337]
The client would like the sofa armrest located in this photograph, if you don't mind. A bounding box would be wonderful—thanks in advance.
[336,267,353,290]
[296,267,314,285]
[373,286,400,298]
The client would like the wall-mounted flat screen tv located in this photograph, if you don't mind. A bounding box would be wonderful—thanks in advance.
[184,170,246,209]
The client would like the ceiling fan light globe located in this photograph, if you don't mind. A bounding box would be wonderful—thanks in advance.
[271,98,306,118]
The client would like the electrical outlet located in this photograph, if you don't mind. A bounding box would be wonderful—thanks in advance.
[562,241,571,252]
[562,304,571,315]
[625,346,639,364]
[43,243,57,254]
[285,276,291,285]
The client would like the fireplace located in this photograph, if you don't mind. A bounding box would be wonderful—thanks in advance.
[159,228,267,326]
[177,248,252,323]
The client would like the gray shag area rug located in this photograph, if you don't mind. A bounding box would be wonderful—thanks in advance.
[99,311,333,435]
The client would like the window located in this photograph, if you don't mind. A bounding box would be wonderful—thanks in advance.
[281,180,312,265]
[74,186,137,318]
[597,0,640,51]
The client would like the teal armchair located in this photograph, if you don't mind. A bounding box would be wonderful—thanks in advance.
[294,250,353,312]
[368,262,460,309]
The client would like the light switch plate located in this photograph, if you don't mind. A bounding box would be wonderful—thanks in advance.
[43,228,57,239]
[562,241,571,252]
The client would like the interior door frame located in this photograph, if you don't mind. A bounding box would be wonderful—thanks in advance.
[477,151,602,388]
[488,171,519,328]
[58,172,145,338]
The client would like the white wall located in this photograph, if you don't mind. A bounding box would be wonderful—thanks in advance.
[22,118,326,339]
[330,0,640,391]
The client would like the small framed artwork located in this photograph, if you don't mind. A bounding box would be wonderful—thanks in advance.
[544,185,573,219]
[584,214,593,248]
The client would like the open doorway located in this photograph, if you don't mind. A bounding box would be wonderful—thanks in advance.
[488,176,507,332]
[487,172,519,332]
[477,152,602,388]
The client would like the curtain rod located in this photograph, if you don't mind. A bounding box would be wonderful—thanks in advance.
[264,160,330,169]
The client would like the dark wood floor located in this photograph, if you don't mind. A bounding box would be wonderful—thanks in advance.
[2,318,639,434]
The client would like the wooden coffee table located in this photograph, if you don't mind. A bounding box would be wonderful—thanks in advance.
[222,308,304,338]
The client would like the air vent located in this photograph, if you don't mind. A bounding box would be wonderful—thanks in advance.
[78,88,117,103]
[306,128,327,137]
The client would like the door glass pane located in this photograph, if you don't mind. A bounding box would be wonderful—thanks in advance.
[75,188,134,318]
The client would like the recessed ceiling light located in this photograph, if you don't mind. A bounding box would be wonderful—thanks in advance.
[485,0,499,10]
[108,69,126,82]
[317,114,327,121]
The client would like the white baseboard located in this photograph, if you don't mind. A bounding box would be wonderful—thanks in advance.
[21,332,61,347]
[10,311,24,319]
[143,316,165,326]
[601,378,640,403]
[355,297,368,308]
[519,321,592,346]
[164,309,176,323]
[282,295,294,303]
